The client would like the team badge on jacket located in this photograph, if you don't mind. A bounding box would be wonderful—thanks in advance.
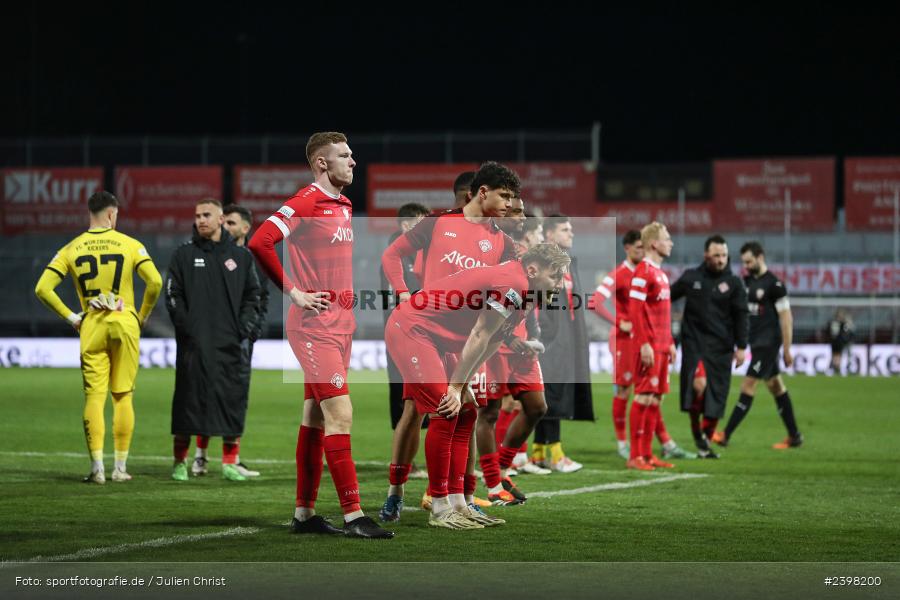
[224,258,237,272]
[718,282,730,293]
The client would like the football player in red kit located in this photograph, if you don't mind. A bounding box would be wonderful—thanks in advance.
[592,230,695,460]
[626,222,678,471]
[248,132,393,539]
[379,163,520,522]
[385,244,570,528]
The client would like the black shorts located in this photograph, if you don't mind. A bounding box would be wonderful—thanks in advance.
[747,345,780,380]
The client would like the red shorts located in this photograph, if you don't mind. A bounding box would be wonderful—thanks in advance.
[634,351,670,396]
[386,314,452,414]
[287,329,352,402]
[496,351,544,398]
[610,334,638,387]
[695,359,707,379]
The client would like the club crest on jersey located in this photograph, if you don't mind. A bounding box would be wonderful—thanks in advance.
[718,282,730,293]
[478,239,492,253]
[624,371,632,381]
[756,288,764,299]
[224,258,237,271]
[651,376,659,387]
[342,207,350,221]
[330,373,345,389]
[331,226,354,244]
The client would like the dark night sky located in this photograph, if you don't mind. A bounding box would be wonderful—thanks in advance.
[4,7,899,163]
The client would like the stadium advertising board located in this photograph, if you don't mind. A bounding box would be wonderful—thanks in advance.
[2,338,897,377]
[1,167,104,233]
[662,263,900,295]
[114,166,223,233]
[233,165,314,225]
[844,157,900,231]
[367,162,597,220]
[595,201,713,233]
[713,158,835,231]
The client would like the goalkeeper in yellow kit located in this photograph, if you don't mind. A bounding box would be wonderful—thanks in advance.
[34,191,162,484]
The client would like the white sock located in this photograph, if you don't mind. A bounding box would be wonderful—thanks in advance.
[514,451,527,464]
[91,459,104,473]
[464,494,474,505]
[114,451,128,471]
[449,493,467,511]
[195,447,207,459]
[344,510,364,523]
[294,507,315,522]
[488,483,503,495]
[432,495,451,515]
[388,484,403,497]
[234,454,240,464]
[663,439,677,451]
[617,440,629,450]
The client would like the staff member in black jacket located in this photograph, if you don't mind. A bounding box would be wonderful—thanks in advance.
[165,199,261,482]
[671,235,748,458]
[535,215,594,473]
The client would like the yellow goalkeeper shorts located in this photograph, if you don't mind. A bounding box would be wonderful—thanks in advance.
[80,310,141,395]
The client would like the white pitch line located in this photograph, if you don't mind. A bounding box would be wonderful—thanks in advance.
[0,450,386,467]
[526,473,708,498]
[1,527,259,567]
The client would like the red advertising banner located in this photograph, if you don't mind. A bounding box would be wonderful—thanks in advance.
[114,166,222,233]
[713,158,836,231]
[1,167,104,233]
[595,201,713,233]
[844,157,900,231]
[367,162,597,219]
[234,165,314,225]
[662,263,899,295]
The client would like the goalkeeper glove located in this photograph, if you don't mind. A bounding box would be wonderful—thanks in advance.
[88,292,124,312]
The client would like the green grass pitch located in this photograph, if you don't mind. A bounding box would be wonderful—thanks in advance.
[0,368,898,563]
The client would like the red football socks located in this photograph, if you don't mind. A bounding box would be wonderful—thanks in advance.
[642,404,660,459]
[222,437,239,465]
[498,444,519,470]
[448,407,477,495]
[480,452,502,489]
[389,463,412,486]
[629,403,648,460]
[612,396,628,442]
[424,413,457,498]
[324,433,361,515]
[295,425,324,509]
[173,435,190,462]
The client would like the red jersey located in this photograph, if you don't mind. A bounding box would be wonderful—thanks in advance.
[394,261,529,354]
[247,183,355,334]
[382,209,517,292]
[628,258,672,352]
[593,260,638,338]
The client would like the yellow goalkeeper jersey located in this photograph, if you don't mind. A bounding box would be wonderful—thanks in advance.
[38,227,159,321]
